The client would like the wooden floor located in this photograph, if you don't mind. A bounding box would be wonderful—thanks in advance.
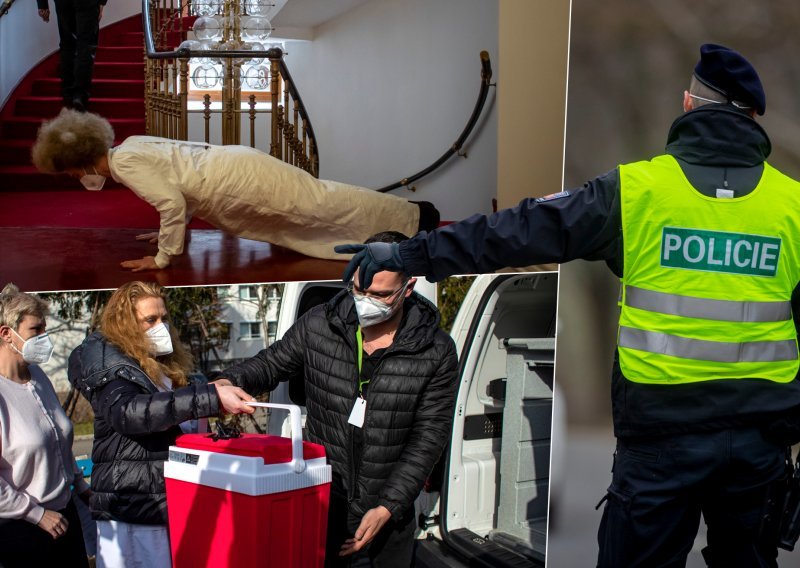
[2,227,349,292]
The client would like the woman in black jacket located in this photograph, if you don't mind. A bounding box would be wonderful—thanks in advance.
[68,281,254,568]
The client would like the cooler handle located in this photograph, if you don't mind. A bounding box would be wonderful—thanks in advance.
[244,402,306,473]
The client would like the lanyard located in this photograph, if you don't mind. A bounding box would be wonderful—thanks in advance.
[356,326,369,396]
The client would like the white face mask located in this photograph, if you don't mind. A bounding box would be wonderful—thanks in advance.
[80,167,106,191]
[352,281,408,328]
[10,329,54,365]
[354,296,396,328]
[145,322,173,356]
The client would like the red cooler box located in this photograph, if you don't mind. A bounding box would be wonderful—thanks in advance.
[165,403,331,567]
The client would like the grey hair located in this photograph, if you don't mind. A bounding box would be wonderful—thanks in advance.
[688,75,752,111]
[31,108,115,173]
[0,284,48,330]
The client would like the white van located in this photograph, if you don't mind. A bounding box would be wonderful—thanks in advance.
[266,272,558,567]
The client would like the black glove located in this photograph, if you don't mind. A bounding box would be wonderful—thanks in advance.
[334,242,405,289]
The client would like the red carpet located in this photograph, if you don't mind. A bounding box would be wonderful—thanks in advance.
[0,190,214,230]
[0,15,149,221]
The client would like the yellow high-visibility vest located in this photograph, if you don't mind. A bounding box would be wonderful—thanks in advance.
[617,154,800,384]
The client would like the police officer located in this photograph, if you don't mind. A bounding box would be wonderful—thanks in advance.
[37,0,106,111]
[337,44,800,567]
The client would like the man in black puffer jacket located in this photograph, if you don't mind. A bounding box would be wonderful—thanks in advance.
[221,232,459,567]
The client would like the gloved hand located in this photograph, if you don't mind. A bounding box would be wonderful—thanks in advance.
[335,242,405,289]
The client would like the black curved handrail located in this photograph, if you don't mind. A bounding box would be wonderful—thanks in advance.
[375,50,494,193]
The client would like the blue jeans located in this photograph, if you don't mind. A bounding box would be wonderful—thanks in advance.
[597,427,786,568]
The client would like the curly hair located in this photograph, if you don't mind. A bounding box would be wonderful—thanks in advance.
[31,108,115,173]
[0,283,48,330]
[100,281,193,389]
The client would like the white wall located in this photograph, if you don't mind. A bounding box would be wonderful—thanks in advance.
[497,0,570,208]
[281,0,499,220]
[0,0,140,108]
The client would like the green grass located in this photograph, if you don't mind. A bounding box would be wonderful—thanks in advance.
[73,421,94,437]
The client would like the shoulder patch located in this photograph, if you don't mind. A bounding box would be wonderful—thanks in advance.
[535,190,570,203]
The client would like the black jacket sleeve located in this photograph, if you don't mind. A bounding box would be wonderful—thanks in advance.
[93,378,220,436]
[377,337,459,518]
[400,169,623,281]
[221,314,308,396]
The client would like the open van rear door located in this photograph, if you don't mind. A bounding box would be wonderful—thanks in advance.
[416,272,558,567]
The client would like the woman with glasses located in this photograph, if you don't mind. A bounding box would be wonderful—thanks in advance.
[0,284,90,568]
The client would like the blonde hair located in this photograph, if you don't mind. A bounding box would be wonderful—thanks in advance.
[100,282,192,389]
[31,108,115,173]
[0,284,48,330]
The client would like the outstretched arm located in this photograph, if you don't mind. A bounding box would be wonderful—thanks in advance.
[220,315,308,396]
[337,170,622,287]
[111,143,190,271]
[93,378,225,436]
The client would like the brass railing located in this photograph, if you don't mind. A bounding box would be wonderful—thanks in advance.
[0,0,17,17]
[142,0,319,177]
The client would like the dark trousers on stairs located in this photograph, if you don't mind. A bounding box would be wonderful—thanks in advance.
[54,0,100,108]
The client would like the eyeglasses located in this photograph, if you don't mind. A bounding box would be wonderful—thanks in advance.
[347,279,410,303]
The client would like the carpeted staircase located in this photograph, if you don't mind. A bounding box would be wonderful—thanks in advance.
[0,15,214,229]
[0,15,146,192]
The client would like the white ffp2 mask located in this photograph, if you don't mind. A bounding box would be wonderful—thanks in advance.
[10,329,54,365]
[146,322,173,356]
[80,167,106,191]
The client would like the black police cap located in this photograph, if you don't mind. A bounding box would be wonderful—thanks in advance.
[693,43,765,115]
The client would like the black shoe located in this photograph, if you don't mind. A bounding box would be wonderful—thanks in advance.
[410,200,441,232]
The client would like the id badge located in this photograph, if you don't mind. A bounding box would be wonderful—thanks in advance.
[348,398,367,428]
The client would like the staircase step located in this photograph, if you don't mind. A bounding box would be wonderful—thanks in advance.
[0,166,126,192]
[93,62,144,80]
[0,140,35,166]
[2,117,145,140]
[15,97,145,119]
[109,31,145,47]
[113,29,187,49]
[31,78,145,98]
[95,46,144,63]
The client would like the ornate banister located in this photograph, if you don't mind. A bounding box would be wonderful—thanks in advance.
[0,0,16,18]
[141,0,319,177]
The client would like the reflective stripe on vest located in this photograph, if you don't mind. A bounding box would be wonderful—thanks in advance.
[619,326,799,363]
[617,155,800,385]
[625,285,792,323]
